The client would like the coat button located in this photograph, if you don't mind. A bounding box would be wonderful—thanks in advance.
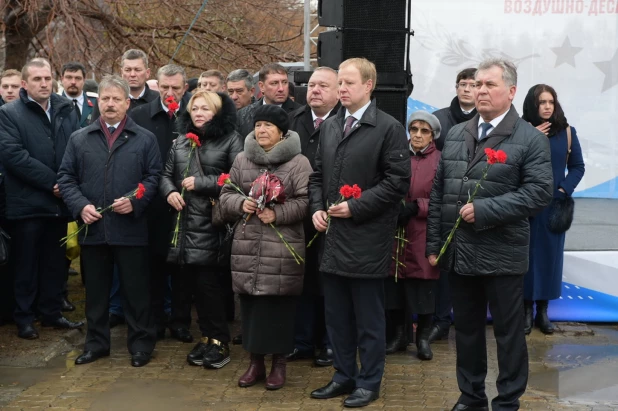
[456,201,462,206]
[309,139,314,143]
[463,177,468,182]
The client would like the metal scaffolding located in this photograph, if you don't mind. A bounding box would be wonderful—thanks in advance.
[303,0,319,70]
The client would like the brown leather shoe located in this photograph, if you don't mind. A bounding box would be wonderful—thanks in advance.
[265,353,286,390]
[238,353,266,387]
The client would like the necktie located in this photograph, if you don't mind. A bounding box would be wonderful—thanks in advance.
[73,99,81,118]
[343,116,356,136]
[108,126,116,135]
[168,111,174,119]
[314,118,324,130]
[479,123,493,140]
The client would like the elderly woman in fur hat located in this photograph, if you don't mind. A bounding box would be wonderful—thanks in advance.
[385,111,442,361]
[219,104,313,391]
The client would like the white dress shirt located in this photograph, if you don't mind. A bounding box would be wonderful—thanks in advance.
[27,96,51,121]
[344,100,371,129]
[477,109,509,140]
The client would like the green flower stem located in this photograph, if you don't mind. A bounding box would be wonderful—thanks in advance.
[171,143,196,247]
[269,223,304,265]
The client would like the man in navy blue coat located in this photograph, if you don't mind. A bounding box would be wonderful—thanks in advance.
[0,58,84,339]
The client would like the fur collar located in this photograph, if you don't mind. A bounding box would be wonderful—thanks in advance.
[176,92,237,140]
[244,130,301,166]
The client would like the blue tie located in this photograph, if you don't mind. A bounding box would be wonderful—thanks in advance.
[479,123,493,140]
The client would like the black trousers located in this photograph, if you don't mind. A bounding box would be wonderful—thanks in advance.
[149,252,170,332]
[433,269,452,329]
[0,219,15,322]
[293,293,330,353]
[170,264,230,343]
[12,218,66,325]
[322,272,385,392]
[449,272,528,411]
[81,245,155,354]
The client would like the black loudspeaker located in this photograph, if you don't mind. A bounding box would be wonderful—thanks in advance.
[372,87,410,126]
[293,85,308,106]
[318,0,406,30]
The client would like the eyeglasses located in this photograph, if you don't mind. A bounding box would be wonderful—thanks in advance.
[409,126,432,136]
[457,82,476,89]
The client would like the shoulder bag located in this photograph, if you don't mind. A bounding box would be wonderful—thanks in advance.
[547,126,575,234]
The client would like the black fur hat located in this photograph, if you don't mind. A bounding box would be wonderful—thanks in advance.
[253,104,289,135]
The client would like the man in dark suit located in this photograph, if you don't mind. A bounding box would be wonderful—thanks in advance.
[120,49,159,111]
[426,59,553,411]
[58,75,162,367]
[287,67,340,367]
[61,62,98,128]
[236,63,300,138]
[0,58,84,339]
[308,58,410,408]
[129,64,191,342]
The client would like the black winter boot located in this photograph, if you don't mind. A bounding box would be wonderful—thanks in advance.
[535,300,555,334]
[416,314,433,361]
[385,324,407,354]
[524,300,533,335]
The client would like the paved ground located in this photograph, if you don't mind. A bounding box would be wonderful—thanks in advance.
[1,320,618,411]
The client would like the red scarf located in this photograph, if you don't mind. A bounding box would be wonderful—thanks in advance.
[100,116,127,149]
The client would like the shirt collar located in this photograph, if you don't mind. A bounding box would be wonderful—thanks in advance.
[311,109,332,122]
[131,86,147,100]
[345,100,371,121]
[460,106,473,115]
[410,142,431,155]
[262,99,282,108]
[104,121,121,129]
[161,99,181,113]
[477,109,510,138]
[65,92,84,107]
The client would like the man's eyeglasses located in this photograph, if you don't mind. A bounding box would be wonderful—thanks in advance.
[457,82,476,89]
[409,126,433,136]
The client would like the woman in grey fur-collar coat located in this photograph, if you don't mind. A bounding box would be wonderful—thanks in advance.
[219,105,312,391]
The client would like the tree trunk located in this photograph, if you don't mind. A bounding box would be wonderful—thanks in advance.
[4,27,34,70]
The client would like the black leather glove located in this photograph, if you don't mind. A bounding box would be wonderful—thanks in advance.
[397,200,419,226]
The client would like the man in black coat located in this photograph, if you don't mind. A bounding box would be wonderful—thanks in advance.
[58,75,162,367]
[428,67,478,342]
[426,59,553,411]
[120,49,159,111]
[129,64,191,342]
[0,58,84,339]
[287,67,340,367]
[308,58,410,408]
[236,63,300,138]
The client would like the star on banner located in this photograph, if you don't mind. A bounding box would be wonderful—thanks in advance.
[550,37,583,68]
[594,50,618,92]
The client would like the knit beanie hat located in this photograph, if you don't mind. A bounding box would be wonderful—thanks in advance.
[253,104,289,135]
[407,111,441,140]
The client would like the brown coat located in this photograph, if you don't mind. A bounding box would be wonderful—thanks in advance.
[219,131,312,296]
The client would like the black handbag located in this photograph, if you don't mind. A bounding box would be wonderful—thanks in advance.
[217,220,239,268]
[0,226,11,266]
[547,126,575,234]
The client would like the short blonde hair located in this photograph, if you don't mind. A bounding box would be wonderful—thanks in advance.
[339,58,377,91]
[188,91,223,116]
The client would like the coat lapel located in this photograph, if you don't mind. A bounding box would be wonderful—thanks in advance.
[80,93,94,126]
[299,109,315,153]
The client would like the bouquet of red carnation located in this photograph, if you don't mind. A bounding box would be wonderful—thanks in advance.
[306,184,362,248]
[249,171,304,264]
[60,183,146,246]
[171,132,201,247]
[165,96,180,117]
[435,148,508,263]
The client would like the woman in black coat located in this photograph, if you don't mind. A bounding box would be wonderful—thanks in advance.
[159,91,243,369]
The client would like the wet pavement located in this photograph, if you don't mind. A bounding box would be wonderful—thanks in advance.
[1,322,618,410]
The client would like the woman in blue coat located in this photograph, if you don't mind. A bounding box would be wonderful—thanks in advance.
[522,84,585,335]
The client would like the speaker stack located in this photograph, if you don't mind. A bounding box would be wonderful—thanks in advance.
[316,0,413,125]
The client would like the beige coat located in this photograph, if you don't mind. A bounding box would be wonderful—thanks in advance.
[219,131,312,296]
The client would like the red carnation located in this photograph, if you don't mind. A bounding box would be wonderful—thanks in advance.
[495,150,508,164]
[165,96,176,104]
[351,184,362,199]
[186,132,201,147]
[87,99,93,107]
[168,101,180,114]
[136,183,146,199]
[339,185,353,198]
[217,173,231,187]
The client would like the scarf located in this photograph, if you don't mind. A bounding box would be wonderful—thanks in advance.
[449,96,477,124]
[522,85,561,137]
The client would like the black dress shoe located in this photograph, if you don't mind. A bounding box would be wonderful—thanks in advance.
[169,327,194,343]
[41,316,84,329]
[109,313,125,329]
[310,381,355,399]
[232,334,242,345]
[314,347,333,367]
[427,324,450,342]
[75,350,110,365]
[285,348,313,361]
[156,328,166,340]
[450,403,489,411]
[343,388,379,408]
[61,297,76,312]
[131,351,151,367]
[17,323,39,340]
